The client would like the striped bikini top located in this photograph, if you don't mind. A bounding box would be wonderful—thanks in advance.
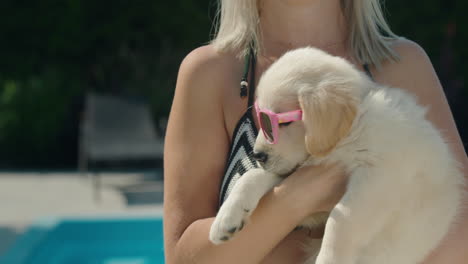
[218,49,373,207]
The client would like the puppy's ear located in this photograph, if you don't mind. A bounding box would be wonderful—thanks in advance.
[299,83,357,157]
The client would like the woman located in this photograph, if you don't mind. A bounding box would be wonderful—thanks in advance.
[164,0,468,263]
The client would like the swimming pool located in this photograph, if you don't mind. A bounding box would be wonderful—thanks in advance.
[1,217,165,264]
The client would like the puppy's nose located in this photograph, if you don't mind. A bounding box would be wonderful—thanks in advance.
[252,151,268,163]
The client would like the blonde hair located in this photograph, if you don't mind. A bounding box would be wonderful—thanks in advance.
[211,0,399,67]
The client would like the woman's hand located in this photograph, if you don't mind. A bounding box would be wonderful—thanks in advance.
[274,163,349,220]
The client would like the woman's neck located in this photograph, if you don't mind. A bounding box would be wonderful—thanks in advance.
[259,0,348,59]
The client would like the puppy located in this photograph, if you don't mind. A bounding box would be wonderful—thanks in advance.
[210,47,464,264]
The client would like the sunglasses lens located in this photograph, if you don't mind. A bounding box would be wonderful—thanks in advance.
[259,112,274,143]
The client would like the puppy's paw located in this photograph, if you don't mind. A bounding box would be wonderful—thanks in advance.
[209,198,252,244]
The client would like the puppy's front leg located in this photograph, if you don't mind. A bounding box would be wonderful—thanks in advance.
[314,167,396,264]
[210,168,282,244]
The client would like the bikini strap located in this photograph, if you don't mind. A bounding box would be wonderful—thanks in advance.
[363,63,374,81]
[239,46,256,108]
[247,47,257,108]
[239,49,250,98]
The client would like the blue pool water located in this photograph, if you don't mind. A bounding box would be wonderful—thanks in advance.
[1,217,165,264]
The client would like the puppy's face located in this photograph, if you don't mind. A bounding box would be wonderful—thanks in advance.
[253,47,365,175]
[254,101,310,176]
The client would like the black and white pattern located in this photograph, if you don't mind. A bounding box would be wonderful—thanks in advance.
[219,111,259,206]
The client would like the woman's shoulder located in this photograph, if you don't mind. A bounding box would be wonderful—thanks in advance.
[378,38,433,82]
[178,45,242,91]
[390,37,427,57]
[375,38,437,90]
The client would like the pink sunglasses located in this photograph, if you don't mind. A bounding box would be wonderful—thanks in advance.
[254,101,303,144]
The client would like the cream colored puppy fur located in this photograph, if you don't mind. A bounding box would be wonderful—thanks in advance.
[210,47,464,264]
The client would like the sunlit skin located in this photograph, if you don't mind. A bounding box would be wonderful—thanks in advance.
[163,0,468,263]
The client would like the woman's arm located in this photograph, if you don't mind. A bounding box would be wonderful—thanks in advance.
[375,39,468,263]
[163,46,346,264]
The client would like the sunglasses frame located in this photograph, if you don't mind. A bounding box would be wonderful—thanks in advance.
[254,101,303,144]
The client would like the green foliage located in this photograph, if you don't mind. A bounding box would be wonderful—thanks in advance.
[385,0,455,69]
[0,70,81,167]
[0,0,214,167]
